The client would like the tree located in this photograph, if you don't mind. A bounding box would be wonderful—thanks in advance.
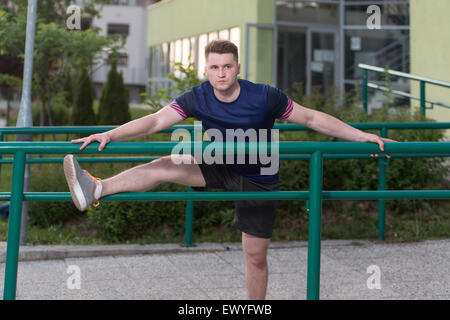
[141,59,202,112]
[0,2,122,128]
[73,70,96,126]
[98,59,130,125]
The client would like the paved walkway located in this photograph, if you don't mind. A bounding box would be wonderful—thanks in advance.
[0,239,449,300]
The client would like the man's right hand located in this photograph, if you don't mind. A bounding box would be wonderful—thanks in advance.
[72,133,111,151]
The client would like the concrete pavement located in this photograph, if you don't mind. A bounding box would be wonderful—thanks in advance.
[0,239,449,300]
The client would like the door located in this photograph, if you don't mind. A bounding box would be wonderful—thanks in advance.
[277,27,307,93]
[308,29,338,95]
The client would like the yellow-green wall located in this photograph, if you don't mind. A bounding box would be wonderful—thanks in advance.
[147,0,275,85]
[410,0,450,123]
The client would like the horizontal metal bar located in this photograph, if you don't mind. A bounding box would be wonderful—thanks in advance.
[273,122,450,131]
[0,126,192,134]
[323,190,450,200]
[1,190,450,202]
[2,122,450,136]
[368,83,450,109]
[1,153,449,165]
[0,157,161,164]
[0,141,449,155]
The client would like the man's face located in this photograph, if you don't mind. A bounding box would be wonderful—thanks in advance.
[205,53,240,92]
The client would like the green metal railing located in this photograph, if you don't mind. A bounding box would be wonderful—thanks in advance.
[359,63,450,116]
[2,123,450,245]
[2,140,450,301]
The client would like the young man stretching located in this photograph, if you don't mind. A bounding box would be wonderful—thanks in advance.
[64,40,393,300]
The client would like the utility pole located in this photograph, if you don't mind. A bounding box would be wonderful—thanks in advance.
[15,0,37,245]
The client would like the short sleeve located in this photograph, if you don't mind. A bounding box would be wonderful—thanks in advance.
[267,86,294,120]
[170,91,195,120]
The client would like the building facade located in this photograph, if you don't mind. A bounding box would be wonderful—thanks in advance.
[88,0,157,102]
[410,0,450,122]
[146,0,411,111]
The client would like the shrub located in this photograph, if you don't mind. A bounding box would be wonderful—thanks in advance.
[72,70,96,126]
[28,164,80,227]
[97,60,130,125]
[86,182,188,241]
[29,95,71,126]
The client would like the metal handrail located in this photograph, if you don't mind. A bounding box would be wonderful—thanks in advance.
[359,63,450,88]
[368,83,450,109]
[359,64,450,115]
[2,141,450,301]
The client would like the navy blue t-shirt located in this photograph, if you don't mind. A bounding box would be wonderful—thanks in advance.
[169,79,294,184]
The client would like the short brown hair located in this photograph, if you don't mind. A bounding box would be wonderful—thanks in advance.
[205,40,239,62]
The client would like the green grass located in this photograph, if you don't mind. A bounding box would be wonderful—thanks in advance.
[1,199,449,245]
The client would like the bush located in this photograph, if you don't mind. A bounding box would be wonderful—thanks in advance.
[28,164,80,227]
[97,60,130,125]
[86,182,188,241]
[72,70,96,126]
[30,95,71,126]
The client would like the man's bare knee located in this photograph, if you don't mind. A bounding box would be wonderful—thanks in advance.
[169,154,197,165]
[242,233,270,269]
[152,155,205,187]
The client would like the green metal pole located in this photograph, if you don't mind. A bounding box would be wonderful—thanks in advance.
[420,81,426,118]
[0,132,3,177]
[3,151,26,300]
[378,128,388,240]
[362,69,368,113]
[306,151,323,300]
[181,186,196,247]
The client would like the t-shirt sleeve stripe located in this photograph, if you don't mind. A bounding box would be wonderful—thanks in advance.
[169,100,188,119]
[279,98,294,120]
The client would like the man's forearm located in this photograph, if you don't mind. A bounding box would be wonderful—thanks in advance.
[107,114,158,142]
[308,110,366,142]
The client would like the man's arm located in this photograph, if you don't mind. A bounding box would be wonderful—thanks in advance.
[285,102,395,151]
[73,105,184,151]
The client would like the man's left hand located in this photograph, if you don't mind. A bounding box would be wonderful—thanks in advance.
[363,133,397,158]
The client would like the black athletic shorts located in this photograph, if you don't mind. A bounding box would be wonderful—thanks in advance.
[192,164,279,239]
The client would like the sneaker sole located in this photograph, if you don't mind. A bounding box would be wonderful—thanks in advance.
[63,154,87,211]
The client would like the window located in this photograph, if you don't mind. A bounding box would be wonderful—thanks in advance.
[345,3,409,26]
[182,38,191,69]
[148,26,241,94]
[345,29,410,81]
[197,34,208,79]
[109,53,128,66]
[107,23,129,36]
[219,29,229,40]
[230,27,240,56]
[276,0,339,25]
[81,17,92,30]
[208,32,218,42]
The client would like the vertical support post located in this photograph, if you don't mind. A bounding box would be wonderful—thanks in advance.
[245,24,250,80]
[377,127,388,240]
[362,69,368,113]
[181,186,196,247]
[16,0,37,246]
[0,132,3,177]
[3,151,26,300]
[420,81,426,118]
[306,151,323,300]
[272,23,278,87]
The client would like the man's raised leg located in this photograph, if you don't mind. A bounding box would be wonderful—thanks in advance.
[64,154,205,211]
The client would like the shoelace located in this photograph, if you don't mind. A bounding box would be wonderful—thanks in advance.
[84,170,101,208]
